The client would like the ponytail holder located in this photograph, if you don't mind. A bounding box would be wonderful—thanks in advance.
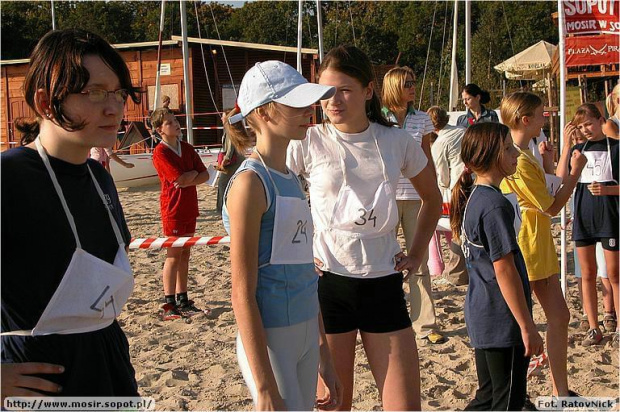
[464,166,472,175]
[228,101,244,124]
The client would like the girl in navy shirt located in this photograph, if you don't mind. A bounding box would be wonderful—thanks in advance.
[450,123,543,410]
[563,104,619,347]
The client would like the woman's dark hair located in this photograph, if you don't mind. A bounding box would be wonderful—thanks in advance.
[462,83,491,105]
[318,45,391,127]
[16,29,141,145]
[450,122,511,238]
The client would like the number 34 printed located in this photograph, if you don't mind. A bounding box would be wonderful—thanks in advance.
[354,208,377,227]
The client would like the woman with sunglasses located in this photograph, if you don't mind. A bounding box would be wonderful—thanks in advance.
[1,29,140,399]
[381,66,445,344]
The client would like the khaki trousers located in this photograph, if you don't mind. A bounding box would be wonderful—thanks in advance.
[396,200,439,337]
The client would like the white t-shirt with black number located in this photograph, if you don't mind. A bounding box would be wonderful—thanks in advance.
[287,122,428,277]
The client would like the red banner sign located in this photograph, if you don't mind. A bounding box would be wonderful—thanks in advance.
[563,0,620,34]
[565,33,620,66]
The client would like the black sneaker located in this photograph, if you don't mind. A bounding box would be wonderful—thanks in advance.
[161,303,182,321]
[178,300,203,317]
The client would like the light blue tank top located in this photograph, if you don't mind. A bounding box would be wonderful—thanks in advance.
[222,158,319,328]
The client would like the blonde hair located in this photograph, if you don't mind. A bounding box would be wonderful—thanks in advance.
[500,92,543,129]
[382,66,415,113]
[605,83,620,117]
[223,102,277,153]
[427,106,450,130]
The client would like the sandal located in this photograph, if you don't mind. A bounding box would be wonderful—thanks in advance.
[603,312,617,333]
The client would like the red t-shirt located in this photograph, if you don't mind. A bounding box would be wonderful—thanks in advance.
[152,140,207,222]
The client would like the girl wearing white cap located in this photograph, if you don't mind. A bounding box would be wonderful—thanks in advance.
[288,46,442,410]
[222,60,342,410]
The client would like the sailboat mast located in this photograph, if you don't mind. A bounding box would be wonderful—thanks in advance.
[51,0,56,30]
[297,0,303,74]
[180,0,194,144]
[449,0,459,111]
[316,0,324,62]
[465,0,471,84]
[154,0,167,111]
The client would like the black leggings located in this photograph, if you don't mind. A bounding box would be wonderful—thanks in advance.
[465,346,530,411]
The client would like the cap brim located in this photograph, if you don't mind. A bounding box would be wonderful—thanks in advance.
[273,83,335,108]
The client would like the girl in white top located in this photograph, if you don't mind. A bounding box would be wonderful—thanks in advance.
[287,45,441,410]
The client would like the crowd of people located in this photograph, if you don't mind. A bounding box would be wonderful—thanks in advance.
[2,28,618,411]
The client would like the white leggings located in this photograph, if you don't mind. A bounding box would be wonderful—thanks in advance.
[236,317,319,411]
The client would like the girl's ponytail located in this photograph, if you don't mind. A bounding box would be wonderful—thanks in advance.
[450,169,474,239]
[450,122,510,239]
[223,106,255,154]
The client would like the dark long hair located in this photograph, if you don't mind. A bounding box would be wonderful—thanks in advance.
[318,45,391,127]
[450,122,511,238]
[462,83,491,105]
[16,29,141,145]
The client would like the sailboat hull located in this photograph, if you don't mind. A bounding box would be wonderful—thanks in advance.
[110,151,217,188]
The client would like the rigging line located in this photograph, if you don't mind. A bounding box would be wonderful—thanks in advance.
[418,0,439,111]
[437,0,449,106]
[347,0,356,46]
[194,1,220,113]
[334,1,339,48]
[209,1,237,96]
[501,2,523,88]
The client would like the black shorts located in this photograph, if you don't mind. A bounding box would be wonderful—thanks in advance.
[575,237,619,251]
[318,271,412,334]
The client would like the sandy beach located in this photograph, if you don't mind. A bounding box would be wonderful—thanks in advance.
[118,183,619,411]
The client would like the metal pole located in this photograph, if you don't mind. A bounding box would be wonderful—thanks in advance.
[180,0,193,144]
[449,0,459,111]
[51,0,56,30]
[297,0,303,74]
[154,0,167,111]
[558,0,567,297]
[316,0,324,63]
[465,0,471,85]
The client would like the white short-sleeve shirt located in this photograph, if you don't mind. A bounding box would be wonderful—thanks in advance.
[287,122,428,277]
[384,109,434,200]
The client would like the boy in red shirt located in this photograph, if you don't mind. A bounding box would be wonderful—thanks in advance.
[152,108,210,320]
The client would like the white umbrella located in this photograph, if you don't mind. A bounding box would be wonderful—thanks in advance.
[494,40,557,80]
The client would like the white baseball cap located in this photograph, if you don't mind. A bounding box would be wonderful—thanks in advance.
[228,60,335,124]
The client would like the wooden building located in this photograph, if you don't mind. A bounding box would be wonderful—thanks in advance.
[1,38,319,151]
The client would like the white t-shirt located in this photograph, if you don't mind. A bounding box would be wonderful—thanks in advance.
[287,122,428,277]
[431,124,466,192]
[384,110,434,200]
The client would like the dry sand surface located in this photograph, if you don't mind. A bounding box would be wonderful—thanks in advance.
[118,183,619,411]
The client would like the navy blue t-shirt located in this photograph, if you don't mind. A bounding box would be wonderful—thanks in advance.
[570,137,619,241]
[1,146,138,396]
[461,185,532,349]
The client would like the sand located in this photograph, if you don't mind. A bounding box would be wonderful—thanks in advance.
[117,183,619,411]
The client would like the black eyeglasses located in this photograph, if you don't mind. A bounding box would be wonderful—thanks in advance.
[404,80,415,88]
[79,88,129,103]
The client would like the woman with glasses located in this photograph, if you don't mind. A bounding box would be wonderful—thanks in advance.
[381,66,445,345]
[1,29,140,398]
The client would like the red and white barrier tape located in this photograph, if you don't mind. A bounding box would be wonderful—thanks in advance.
[129,235,230,250]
